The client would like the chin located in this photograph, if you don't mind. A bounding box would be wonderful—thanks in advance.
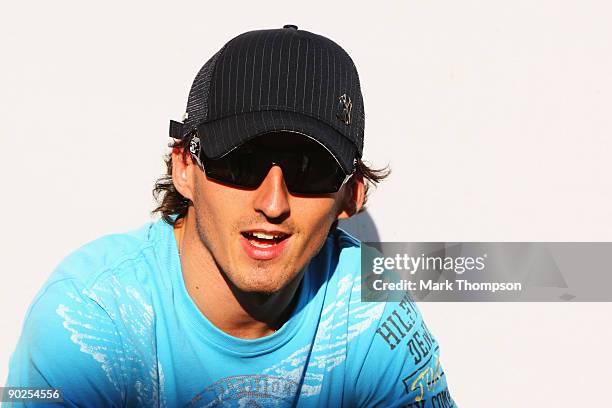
[234,281,283,297]
[232,271,291,295]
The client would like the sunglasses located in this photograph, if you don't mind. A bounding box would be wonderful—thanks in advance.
[190,132,354,194]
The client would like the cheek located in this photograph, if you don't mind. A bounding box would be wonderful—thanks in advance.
[292,198,340,249]
[194,174,237,217]
[192,179,238,245]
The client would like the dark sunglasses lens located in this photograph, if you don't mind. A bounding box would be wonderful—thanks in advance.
[200,135,348,194]
[203,149,268,188]
[282,148,347,194]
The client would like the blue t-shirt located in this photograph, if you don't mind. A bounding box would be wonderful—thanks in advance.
[6,220,456,407]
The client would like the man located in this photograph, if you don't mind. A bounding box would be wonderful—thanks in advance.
[6,25,455,407]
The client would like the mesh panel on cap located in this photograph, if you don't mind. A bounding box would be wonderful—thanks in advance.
[182,47,226,137]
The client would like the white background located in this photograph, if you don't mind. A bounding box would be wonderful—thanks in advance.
[1,1,611,406]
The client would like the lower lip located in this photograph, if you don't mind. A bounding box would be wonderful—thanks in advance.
[239,235,290,261]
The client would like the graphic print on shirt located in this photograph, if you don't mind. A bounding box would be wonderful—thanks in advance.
[185,274,386,407]
[402,350,445,401]
[56,276,166,407]
[185,375,300,407]
[375,292,452,407]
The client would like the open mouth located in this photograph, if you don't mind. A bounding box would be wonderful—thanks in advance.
[241,231,291,248]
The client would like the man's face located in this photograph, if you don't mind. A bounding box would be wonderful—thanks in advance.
[184,134,357,295]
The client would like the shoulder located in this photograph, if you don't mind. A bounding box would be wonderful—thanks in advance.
[9,221,171,400]
[8,224,167,406]
[315,228,389,344]
[26,219,172,322]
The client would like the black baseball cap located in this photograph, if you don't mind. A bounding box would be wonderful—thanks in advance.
[169,25,365,174]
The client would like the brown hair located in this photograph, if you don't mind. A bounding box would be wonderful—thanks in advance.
[152,132,390,226]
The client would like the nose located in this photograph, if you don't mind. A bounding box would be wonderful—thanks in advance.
[252,165,291,221]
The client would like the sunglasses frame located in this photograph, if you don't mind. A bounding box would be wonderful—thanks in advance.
[188,131,355,194]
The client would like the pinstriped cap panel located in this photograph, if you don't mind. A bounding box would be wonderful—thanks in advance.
[173,25,365,173]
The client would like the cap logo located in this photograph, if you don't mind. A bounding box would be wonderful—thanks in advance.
[189,135,204,168]
[189,135,200,155]
[336,94,352,126]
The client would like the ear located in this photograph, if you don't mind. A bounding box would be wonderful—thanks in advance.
[336,174,365,220]
[171,147,197,201]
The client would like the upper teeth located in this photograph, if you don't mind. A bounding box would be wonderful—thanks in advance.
[251,232,281,240]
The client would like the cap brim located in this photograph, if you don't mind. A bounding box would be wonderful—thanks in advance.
[196,110,357,174]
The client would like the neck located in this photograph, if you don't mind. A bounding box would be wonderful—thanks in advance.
[174,209,302,339]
